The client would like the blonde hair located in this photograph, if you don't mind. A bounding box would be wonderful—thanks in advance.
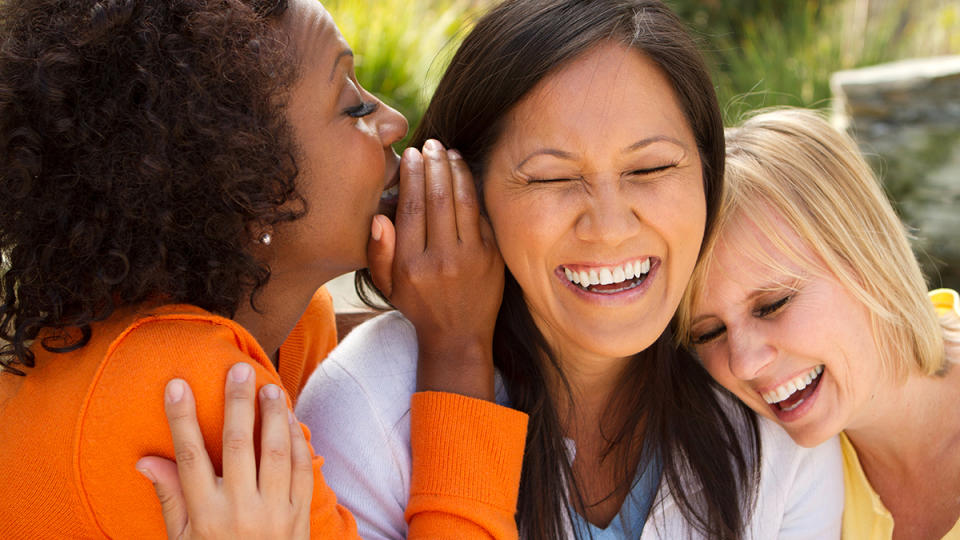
[677,108,946,378]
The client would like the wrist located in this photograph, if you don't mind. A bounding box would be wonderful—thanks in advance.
[416,336,496,401]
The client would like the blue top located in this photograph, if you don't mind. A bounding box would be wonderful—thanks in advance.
[568,449,662,539]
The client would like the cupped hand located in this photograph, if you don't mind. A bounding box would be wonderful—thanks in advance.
[136,363,312,539]
[366,140,505,400]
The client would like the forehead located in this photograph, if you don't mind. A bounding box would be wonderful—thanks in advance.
[703,208,815,302]
[499,42,694,151]
[282,0,348,73]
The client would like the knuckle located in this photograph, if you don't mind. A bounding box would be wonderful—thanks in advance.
[426,187,450,204]
[154,486,180,508]
[399,199,425,216]
[439,264,459,280]
[436,257,460,278]
[455,191,478,207]
[165,408,193,424]
[173,442,204,467]
[397,260,422,280]
[293,457,315,476]
[261,442,289,462]
[225,384,251,401]
[222,429,249,453]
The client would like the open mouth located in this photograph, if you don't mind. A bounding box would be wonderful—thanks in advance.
[377,169,401,220]
[560,258,652,294]
[763,365,824,413]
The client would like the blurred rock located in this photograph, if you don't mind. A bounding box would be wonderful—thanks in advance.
[832,56,960,290]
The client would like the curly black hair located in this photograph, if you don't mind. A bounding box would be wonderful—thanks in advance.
[0,0,306,374]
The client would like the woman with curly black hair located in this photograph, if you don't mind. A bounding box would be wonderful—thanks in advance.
[0,0,522,537]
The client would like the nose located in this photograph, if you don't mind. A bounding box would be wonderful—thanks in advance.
[377,100,408,148]
[574,179,642,246]
[727,324,776,381]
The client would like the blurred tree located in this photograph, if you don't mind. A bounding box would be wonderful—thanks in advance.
[668,0,960,121]
[325,0,484,143]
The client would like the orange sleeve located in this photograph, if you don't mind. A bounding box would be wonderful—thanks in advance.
[406,392,528,540]
[76,310,524,539]
[75,315,359,539]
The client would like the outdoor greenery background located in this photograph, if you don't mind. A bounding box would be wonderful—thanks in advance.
[327,0,960,290]
[328,0,960,129]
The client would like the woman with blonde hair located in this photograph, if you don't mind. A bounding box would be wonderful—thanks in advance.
[678,107,960,539]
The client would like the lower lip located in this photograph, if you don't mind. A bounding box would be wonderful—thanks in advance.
[768,371,824,423]
[555,259,660,305]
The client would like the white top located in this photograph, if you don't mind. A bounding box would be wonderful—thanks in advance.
[297,312,844,539]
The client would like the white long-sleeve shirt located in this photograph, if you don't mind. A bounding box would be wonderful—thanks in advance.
[297,311,844,539]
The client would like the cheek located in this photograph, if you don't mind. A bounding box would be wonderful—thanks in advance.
[645,180,707,295]
[698,348,732,386]
[487,192,564,275]
[669,180,707,252]
[636,174,706,246]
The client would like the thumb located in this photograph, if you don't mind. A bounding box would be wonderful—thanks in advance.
[367,214,396,298]
[137,456,190,540]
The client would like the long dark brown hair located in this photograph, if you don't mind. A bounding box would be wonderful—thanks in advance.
[359,0,761,537]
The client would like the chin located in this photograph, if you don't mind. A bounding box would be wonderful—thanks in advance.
[780,421,839,448]
[573,333,663,360]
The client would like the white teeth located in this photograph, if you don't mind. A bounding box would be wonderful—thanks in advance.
[762,366,824,404]
[560,258,652,290]
[380,184,399,200]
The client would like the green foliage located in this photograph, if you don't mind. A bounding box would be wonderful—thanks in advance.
[669,0,960,122]
[328,0,960,129]
[324,0,482,141]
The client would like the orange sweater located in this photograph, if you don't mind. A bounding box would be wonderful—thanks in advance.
[0,288,527,539]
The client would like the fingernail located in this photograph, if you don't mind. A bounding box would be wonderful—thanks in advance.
[403,147,422,164]
[136,467,157,484]
[166,379,185,404]
[423,139,442,154]
[448,149,463,160]
[371,216,383,242]
[229,362,251,383]
[262,384,281,400]
[288,410,296,425]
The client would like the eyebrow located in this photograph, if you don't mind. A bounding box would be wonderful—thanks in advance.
[689,278,796,326]
[514,136,688,170]
[329,49,354,82]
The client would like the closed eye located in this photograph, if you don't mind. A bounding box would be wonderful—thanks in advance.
[528,177,578,184]
[692,324,726,346]
[627,163,677,176]
[344,101,378,118]
[754,295,791,318]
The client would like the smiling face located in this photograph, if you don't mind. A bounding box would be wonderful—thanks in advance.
[272,0,407,280]
[483,42,706,364]
[689,208,886,447]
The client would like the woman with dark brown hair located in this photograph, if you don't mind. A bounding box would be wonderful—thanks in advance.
[0,0,524,537]
[293,0,845,538]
